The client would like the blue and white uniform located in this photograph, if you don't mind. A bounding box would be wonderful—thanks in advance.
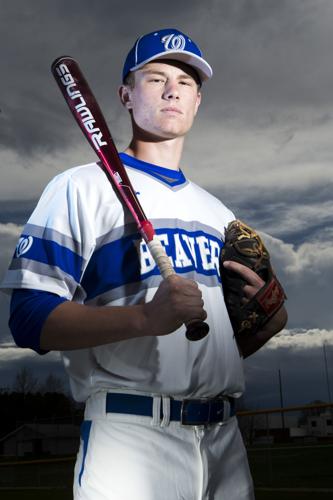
[1,154,254,499]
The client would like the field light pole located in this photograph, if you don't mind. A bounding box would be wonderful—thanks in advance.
[278,368,285,429]
[323,342,332,403]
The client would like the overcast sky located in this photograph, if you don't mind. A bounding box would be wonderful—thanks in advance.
[0,0,332,408]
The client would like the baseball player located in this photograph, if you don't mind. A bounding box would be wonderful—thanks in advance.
[1,29,287,499]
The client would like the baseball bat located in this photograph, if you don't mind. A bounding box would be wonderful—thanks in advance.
[51,56,209,341]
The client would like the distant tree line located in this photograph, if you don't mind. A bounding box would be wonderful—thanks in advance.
[0,367,84,438]
[10,366,67,394]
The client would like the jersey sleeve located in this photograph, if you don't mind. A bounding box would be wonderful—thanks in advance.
[9,289,68,354]
[1,170,96,300]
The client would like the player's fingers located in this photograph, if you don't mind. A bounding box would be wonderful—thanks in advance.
[243,284,261,299]
[185,307,207,322]
[168,276,202,298]
[183,279,201,295]
[167,275,198,289]
[182,296,205,308]
[223,260,264,288]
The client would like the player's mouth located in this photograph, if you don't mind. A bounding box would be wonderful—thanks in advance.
[161,107,183,114]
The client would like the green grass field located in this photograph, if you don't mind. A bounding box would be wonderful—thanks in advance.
[247,444,333,488]
[0,488,332,500]
[255,492,333,500]
[0,444,332,499]
[0,489,73,500]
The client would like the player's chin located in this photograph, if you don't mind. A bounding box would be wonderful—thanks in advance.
[163,129,187,139]
[159,122,192,138]
[159,115,192,131]
[148,127,186,141]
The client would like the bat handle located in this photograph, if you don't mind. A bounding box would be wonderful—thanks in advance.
[185,319,210,341]
[147,237,210,341]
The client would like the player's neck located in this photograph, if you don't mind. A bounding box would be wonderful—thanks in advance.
[125,137,184,171]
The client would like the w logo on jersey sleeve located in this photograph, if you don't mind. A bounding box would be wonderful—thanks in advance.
[8,225,85,299]
[15,236,34,258]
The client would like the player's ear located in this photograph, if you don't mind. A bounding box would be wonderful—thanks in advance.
[118,85,133,110]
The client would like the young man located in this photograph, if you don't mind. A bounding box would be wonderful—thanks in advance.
[2,29,287,499]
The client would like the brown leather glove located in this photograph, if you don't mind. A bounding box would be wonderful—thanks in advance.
[220,220,286,337]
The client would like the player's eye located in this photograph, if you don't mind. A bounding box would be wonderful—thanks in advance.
[179,80,194,87]
[149,77,165,83]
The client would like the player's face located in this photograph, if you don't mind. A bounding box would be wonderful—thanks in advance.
[122,61,202,140]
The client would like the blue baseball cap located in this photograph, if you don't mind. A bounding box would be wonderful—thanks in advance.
[122,28,213,84]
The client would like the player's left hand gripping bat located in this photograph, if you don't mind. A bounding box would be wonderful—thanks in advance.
[51,56,209,341]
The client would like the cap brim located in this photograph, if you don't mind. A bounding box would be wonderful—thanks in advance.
[129,50,213,82]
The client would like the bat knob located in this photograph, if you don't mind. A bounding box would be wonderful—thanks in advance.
[185,321,210,341]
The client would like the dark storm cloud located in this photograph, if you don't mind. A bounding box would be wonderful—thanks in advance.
[211,182,333,244]
[243,330,333,408]
[0,0,124,154]
[0,0,204,155]
[1,330,332,404]
[1,0,333,155]
[0,199,38,224]
[0,1,332,406]
[202,0,333,116]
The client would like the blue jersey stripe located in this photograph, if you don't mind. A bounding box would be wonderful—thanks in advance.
[14,234,83,283]
[82,228,223,301]
[81,233,141,299]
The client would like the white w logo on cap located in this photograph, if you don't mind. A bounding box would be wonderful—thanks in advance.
[161,34,186,51]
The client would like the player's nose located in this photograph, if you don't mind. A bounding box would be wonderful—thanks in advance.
[162,80,180,100]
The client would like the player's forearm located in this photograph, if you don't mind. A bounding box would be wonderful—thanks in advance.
[40,301,147,350]
[237,305,288,358]
[39,276,205,350]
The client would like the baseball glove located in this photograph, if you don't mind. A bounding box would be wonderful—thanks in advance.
[220,219,286,337]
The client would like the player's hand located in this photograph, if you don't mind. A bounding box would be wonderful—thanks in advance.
[223,260,265,302]
[141,275,207,336]
[223,260,287,342]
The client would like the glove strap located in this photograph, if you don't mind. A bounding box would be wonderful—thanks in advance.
[238,276,286,335]
[256,276,286,317]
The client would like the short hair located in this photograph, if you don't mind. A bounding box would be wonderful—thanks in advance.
[123,71,135,89]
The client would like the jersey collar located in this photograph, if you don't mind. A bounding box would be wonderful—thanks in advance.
[119,152,187,188]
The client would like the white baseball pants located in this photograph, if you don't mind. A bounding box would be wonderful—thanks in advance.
[73,392,254,500]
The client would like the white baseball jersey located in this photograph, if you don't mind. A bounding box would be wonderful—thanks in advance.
[2,154,244,402]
